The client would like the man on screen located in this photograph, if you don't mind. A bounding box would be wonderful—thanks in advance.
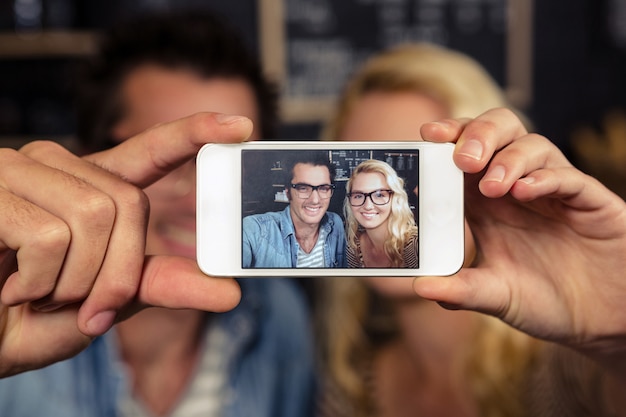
[243,154,346,268]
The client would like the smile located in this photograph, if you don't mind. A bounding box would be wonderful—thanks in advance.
[304,206,322,214]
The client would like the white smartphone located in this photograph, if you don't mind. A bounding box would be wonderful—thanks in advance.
[196,141,464,277]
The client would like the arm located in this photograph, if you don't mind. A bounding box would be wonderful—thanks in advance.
[0,112,251,377]
[413,108,626,383]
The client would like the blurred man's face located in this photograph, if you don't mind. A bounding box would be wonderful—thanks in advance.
[114,64,261,259]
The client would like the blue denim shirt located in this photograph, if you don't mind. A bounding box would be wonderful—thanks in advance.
[242,205,346,268]
[0,278,315,417]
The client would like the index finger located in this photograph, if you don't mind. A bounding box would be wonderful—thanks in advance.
[84,113,252,188]
[421,108,529,173]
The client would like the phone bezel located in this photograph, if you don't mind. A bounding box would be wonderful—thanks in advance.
[197,141,464,277]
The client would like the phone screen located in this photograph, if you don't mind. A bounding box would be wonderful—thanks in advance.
[241,148,418,270]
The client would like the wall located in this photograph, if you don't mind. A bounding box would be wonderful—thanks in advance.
[2,0,626,169]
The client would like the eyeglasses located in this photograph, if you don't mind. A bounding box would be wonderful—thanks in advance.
[347,189,393,207]
[290,183,335,199]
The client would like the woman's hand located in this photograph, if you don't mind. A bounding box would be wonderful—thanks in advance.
[414,108,626,377]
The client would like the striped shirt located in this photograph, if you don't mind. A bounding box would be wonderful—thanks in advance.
[297,227,327,268]
[347,231,418,268]
[120,319,229,417]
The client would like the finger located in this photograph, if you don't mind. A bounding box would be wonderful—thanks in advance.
[0,304,93,377]
[412,268,507,316]
[421,108,529,174]
[85,112,253,188]
[509,167,626,239]
[419,117,471,143]
[0,188,70,304]
[0,147,112,306]
[453,108,530,174]
[77,256,242,336]
[20,141,147,315]
[475,133,572,198]
[510,167,617,208]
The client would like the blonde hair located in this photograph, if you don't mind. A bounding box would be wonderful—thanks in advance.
[317,43,540,417]
[316,279,541,417]
[343,159,417,267]
[322,42,529,141]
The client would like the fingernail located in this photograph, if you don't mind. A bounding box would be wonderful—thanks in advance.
[483,165,506,182]
[429,120,453,128]
[215,113,247,125]
[458,139,484,160]
[85,310,116,335]
[518,176,535,185]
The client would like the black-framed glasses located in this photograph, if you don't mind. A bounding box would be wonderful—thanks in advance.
[290,183,335,199]
[347,189,393,207]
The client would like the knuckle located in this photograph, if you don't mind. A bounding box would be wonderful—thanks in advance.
[19,140,66,161]
[494,107,517,119]
[29,218,72,252]
[72,192,117,228]
[116,182,150,215]
[0,147,20,162]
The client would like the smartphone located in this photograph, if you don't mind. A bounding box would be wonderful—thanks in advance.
[196,141,464,277]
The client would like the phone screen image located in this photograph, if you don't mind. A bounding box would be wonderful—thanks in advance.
[241,148,419,270]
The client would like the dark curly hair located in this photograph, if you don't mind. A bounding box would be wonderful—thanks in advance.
[75,10,279,151]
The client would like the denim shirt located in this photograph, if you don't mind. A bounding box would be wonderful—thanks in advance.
[0,278,315,417]
[243,205,347,268]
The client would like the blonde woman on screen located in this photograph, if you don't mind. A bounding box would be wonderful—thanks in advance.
[344,159,418,268]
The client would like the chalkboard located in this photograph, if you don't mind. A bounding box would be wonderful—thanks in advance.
[330,149,372,180]
[260,0,529,122]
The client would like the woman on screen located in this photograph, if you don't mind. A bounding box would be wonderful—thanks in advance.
[344,159,418,268]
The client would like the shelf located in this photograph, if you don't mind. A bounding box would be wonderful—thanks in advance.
[0,30,98,58]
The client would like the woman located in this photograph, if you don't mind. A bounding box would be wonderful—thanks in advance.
[316,43,541,417]
[344,159,418,268]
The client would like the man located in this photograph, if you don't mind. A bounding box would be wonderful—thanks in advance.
[243,154,347,268]
[0,11,314,417]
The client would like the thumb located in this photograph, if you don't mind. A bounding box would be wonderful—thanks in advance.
[135,255,242,312]
[77,255,242,336]
[412,269,505,315]
[84,113,252,188]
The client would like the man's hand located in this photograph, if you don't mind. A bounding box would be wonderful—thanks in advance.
[0,113,251,377]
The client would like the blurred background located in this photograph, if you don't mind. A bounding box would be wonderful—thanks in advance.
[1,0,625,195]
